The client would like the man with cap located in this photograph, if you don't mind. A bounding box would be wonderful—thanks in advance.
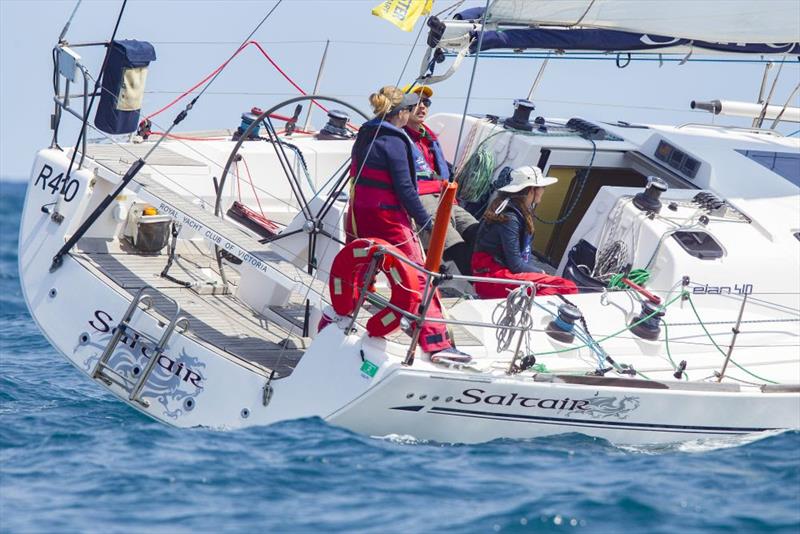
[402,84,479,276]
[347,85,471,363]
[471,165,579,298]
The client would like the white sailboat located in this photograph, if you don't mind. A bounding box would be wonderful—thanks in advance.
[18,0,800,444]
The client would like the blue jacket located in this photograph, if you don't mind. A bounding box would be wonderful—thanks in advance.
[474,204,543,273]
[351,118,431,229]
[406,123,451,181]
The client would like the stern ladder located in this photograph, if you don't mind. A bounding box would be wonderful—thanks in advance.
[91,286,189,407]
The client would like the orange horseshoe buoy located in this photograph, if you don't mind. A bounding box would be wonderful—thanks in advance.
[329,238,421,337]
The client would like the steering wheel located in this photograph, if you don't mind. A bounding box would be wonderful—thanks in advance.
[215,94,370,217]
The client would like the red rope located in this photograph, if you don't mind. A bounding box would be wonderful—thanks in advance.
[241,156,266,217]
[145,41,249,121]
[144,40,329,122]
[249,41,329,114]
[234,160,242,203]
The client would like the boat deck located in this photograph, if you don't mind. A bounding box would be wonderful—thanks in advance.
[69,151,482,380]
[74,237,483,379]
[75,238,307,378]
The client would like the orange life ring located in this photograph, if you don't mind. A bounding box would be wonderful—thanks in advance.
[329,238,421,337]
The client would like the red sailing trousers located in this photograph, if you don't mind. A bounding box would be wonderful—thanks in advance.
[346,184,452,353]
[471,252,578,299]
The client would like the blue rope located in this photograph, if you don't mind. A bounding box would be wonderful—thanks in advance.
[553,316,575,332]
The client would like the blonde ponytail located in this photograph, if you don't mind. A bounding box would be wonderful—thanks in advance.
[369,85,404,117]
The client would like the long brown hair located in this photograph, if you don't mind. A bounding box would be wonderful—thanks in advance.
[484,190,535,235]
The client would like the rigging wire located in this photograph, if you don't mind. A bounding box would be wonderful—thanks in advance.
[79,68,303,215]
[58,0,83,42]
[144,39,333,124]
[177,1,284,112]
[446,52,800,65]
[343,12,436,250]
[264,12,436,369]
[49,0,288,271]
[451,0,491,171]
[60,0,127,184]
[754,53,789,127]
[685,295,779,384]
[51,2,800,376]
[661,320,689,380]
[769,81,800,129]
[142,89,729,115]
[433,0,467,19]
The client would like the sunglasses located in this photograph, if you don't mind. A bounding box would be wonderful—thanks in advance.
[419,98,432,108]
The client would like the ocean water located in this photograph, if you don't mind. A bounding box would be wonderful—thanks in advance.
[1,181,799,533]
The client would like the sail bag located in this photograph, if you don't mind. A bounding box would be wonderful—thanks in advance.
[95,40,157,135]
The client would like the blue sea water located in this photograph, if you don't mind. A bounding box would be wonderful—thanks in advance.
[1,180,798,533]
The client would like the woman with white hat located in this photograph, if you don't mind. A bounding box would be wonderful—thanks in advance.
[471,165,579,299]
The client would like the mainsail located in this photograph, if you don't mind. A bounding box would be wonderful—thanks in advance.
[468,28,800,56]
[483,0,800,44]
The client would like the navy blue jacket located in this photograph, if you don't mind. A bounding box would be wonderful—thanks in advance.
[352,118,431,230]
[474,205,543,273]
[405,124,451,181]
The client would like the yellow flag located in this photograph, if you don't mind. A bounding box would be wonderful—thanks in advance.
[372,0,434,32]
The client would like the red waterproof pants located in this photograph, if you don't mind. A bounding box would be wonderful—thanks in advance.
[346,187,451,353]
[471,252,578,299]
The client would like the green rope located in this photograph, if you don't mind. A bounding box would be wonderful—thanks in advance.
[454,125,589,204]
[662,319,688,380]
[608,269,650,289]
[454,144,496,203]
[686,295,778,384]
[534,291,686,356]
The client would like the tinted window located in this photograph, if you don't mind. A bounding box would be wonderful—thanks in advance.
[736,149,800,187]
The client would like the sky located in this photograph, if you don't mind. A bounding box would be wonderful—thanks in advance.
[1,0,798,181]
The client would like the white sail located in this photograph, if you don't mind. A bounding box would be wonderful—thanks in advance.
[486,0,800,44]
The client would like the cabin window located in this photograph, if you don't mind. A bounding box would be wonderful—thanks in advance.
[735,149,800,188]
[534,166,648,266]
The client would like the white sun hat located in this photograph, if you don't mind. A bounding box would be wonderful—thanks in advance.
[498,165,558,193]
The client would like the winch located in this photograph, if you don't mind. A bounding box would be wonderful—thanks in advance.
[234,107,263,140]
[630,300,666,341]
[546,303,583,343]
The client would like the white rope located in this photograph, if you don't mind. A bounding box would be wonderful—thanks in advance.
[492,286,534,354]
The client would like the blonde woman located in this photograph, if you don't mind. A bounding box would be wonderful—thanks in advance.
[345,85,469,362]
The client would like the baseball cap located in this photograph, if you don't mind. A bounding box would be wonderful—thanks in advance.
[402,83,434,98]
[388,92,420,115]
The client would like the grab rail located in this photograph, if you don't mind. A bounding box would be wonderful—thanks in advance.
[52,61,92,167]
[347,245,538,368]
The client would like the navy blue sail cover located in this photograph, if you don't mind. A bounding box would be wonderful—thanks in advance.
[454,9,800,56]
[95,40,157,135]
[470,28,800,55]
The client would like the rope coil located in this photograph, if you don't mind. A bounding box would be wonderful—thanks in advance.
[492,286,534,354]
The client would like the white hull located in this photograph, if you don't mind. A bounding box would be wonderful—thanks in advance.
[20,113,800,445]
